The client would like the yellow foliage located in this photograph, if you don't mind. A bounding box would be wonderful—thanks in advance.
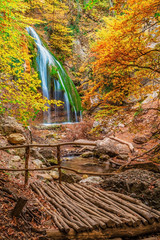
[26,0,73,59]
[46,0,73,58]
[0,0,58,126]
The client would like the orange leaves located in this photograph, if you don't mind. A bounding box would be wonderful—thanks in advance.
[83,0,160,110]
[82,0,160,119]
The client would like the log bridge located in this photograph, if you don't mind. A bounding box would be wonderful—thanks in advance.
[30,181,160,240]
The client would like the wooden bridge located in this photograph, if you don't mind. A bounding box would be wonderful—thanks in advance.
[30,181,160,239]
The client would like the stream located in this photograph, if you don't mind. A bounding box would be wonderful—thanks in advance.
[61,155,112,174]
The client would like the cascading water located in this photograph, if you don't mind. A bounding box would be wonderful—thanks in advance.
[27,26,82,124]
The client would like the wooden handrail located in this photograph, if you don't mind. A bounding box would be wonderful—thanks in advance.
[0,142,96,150]
[0,141,103,185]
[0,165,60,172]
[57,145,61,184]
[25,146,30,185]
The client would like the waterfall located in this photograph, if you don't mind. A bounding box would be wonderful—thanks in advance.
[27,26,82,124]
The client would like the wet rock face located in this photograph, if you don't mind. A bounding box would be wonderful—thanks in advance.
[8,133,26,145]
[101,169,160,210]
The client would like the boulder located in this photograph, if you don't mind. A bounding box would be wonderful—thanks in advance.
[133,135,148,144]
[31,149,56,167]
[61,172,81,183]
[73,39,86,61]
[48,158,58,165]
[0,135,8,146]
[30,148,45,160]
[14,148,26,157]
[95,137,130,159]
[46,133,55,139]
[80,176,103,184]
[39,149,54,159]
[0,116,24,134]
[99,154,110,161]
[81,151,93,158]
[46,133,59,139]
[116,144,130,160]
[37,173,52,181]
[11,155,21,162]
[93,121,101,128]
[95,138,118,157]
[8,133,26,145]
[33,159,43,168]
[142,91,159,105]
[49,171,59,180]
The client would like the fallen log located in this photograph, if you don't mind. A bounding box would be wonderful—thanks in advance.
[108,136,134,152]
[46,222,160,240]
[118,143,160,171]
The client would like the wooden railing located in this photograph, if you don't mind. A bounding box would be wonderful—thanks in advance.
[0,142,114,185]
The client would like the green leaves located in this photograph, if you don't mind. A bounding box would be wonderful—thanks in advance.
[84,0,99,10]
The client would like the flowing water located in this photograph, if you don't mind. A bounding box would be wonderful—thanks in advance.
[27,27,82,124]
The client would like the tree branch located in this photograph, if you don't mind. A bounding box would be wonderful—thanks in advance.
[118,143,160,172]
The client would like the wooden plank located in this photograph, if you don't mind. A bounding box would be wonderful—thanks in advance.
[46,222,160,240]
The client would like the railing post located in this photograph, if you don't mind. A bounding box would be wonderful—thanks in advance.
[25,146,30,185]
[57,145,62,184]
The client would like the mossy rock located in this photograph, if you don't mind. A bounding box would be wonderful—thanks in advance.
[48,158,58,165]
[61,172,81,183]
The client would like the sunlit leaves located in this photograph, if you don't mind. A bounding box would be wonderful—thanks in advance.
[83,0,160,111]
[0,0,59,126]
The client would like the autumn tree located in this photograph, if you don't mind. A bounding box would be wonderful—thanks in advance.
[83,0,160,112]
[26,0,73,61]
[46,0,73,60]
[0,0,57,125]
